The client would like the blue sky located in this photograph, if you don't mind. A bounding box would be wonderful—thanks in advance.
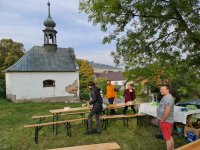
[0,0,116,66]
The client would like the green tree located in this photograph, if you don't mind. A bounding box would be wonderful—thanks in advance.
[77,59,94,100]
[124,59,200,98]
[0,39,24,98]
[79,0,200,69]
[95,77,107,94]
[0,39,24,78]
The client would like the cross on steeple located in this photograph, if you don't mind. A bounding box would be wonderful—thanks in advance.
[43,0,57,49]
[47,0,51,17]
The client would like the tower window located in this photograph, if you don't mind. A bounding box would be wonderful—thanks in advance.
[49,34,54,44]
[43,80,55,87]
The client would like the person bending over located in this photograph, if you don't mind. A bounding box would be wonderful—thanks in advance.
[87,81,103,134]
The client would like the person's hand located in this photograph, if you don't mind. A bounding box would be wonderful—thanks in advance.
[87,102,90,107]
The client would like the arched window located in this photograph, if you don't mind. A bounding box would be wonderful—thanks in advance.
[43,80,55,87]
[45,34,48,44]
[48,34,54,44]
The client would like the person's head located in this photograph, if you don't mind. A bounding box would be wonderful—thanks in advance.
[127,84,133,90]
[160,84,170,96]
[88,81,95,89]
[107,80,111,85]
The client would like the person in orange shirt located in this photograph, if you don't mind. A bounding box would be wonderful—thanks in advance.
[106,80,116,114]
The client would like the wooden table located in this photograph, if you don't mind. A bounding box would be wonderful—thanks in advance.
[176,139,200,150]
[48,142,121,150]
[49,107,91,114]
[107,102,139,109]
[106,102,141,115]
[49,107,91,133]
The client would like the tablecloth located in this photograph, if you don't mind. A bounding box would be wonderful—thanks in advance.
[138,103,200,124]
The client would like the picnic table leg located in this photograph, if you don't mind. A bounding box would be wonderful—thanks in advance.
[52,114,55,132]
[105,119,108,130]
[38,117,46,123]
[106,117,109,127]
[86,120,89,132]
[81,113,85,124]
[102,119,105,131]
[137,116,139,125]
[64,123,68,136]
[34,127,39,144]
[67,122,70,136]
[81,113,83,124]
[54,113,61,134]
[123,118,125,127]
[68,122,72,137]
[126,118,129,128]
[55,123,58,135]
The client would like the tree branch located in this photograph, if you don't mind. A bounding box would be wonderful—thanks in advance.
[170,1,200,49]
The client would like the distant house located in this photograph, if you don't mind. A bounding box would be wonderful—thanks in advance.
[89,61,123,73]
[94,68,123,73]
[95,71,126,86]
[3,2,79,102]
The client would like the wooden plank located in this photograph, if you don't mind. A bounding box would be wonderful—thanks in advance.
[49,107,90,114]
[32,111,89,119]
[124,114,146,118]
[101,115,125,119]
[176,139,200,150]
[26,113,145,128]
[100,114,145,119]
[32,115,53,119]
[48,142,120,150]
[107,103,138,109]
[24,118,87,128]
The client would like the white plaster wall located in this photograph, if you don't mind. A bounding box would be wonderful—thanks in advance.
[5,72,79,100]
[111,80,126,86]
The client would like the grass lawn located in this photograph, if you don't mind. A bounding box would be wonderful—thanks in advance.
[0,96,187,150]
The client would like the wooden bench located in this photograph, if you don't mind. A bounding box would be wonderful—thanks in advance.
[100,114,145,130]
[48,142,121,150]
[25,118,87,144]
[124,114,146,127]
[32,111,89,123]
[25,114,145,144]
[176,139,200,150]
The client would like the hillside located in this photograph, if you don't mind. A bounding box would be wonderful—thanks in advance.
[89,61,119,69]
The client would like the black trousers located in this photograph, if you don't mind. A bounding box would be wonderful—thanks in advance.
[123,105,136,114]
[88,111,101,133]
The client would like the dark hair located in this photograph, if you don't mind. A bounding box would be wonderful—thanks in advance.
[160,84,170,90]
[88,81,95,86]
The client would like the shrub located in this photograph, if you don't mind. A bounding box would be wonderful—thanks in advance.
[80,89,90,101]
[0,78,6,98]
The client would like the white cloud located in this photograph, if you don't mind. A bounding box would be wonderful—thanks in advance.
[0,0,116,66]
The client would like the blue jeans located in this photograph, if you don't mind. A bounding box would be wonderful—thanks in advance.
[108,98,114,104]
[108,98,115,114]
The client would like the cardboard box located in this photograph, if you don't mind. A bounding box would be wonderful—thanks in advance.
[184,126,200,138]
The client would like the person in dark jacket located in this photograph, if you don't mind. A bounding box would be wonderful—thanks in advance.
[87,81,103,134]
[123,84,136,114]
